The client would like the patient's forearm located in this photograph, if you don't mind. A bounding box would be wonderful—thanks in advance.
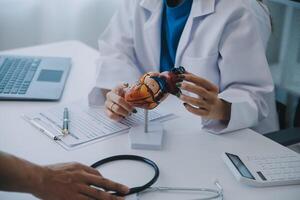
[0,152,44,194]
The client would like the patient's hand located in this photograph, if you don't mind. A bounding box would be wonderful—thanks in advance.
[36,162,129,200]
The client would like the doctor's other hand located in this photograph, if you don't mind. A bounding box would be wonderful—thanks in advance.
[177,73,231,121]
[36,162,129,200]
[104,84,137,121]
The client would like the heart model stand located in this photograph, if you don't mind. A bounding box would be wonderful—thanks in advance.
[129,109,164,150]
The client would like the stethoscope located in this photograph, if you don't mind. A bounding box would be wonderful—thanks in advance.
[91,155,223,200]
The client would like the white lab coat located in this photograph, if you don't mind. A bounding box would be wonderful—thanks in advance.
[93,0,279,134]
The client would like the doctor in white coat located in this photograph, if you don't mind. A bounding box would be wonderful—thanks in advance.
[93,0,279,134]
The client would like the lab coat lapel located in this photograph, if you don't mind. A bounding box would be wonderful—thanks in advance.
[140,0,163,72]
[175,0,216,66]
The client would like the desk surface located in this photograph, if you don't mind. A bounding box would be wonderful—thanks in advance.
[0,41,299,200]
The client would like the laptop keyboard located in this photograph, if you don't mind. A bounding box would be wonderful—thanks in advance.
[0,57,41,95]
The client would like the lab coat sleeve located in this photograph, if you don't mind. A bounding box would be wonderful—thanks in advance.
[201,8,275,134]
[95,0,141,90]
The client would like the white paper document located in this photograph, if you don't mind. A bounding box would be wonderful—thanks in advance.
[24,103,173,150]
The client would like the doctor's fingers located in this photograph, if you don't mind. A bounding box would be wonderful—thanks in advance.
[183,103,209,117]
[106,92,134,113]
[179,94,209,110]
[105,109,123,121]
[178,82,213,101]
[112,83,129,97]
[180,74,219,93]
[105,101,129,118]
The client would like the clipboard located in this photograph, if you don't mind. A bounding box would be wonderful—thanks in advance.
[23,102,174,150]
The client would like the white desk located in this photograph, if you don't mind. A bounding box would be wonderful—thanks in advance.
[0,41,299,200]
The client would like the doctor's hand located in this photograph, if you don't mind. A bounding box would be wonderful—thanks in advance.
[35,162,129,200]
[177,73,231,121]
[104,84,137,121]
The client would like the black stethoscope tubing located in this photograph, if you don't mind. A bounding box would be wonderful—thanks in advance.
[91,155,160,196]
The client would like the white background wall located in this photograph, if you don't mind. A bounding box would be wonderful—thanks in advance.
[0,0,122,50]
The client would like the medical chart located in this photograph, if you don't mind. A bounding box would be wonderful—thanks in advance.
[24,102,173,150]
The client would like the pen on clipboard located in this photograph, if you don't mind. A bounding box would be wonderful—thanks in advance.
[23,115,62,141]
[62,107,69,135]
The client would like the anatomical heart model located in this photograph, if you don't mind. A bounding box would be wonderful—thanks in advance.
[125,66,185,110]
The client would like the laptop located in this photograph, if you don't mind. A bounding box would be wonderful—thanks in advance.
[0,55,71,100]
